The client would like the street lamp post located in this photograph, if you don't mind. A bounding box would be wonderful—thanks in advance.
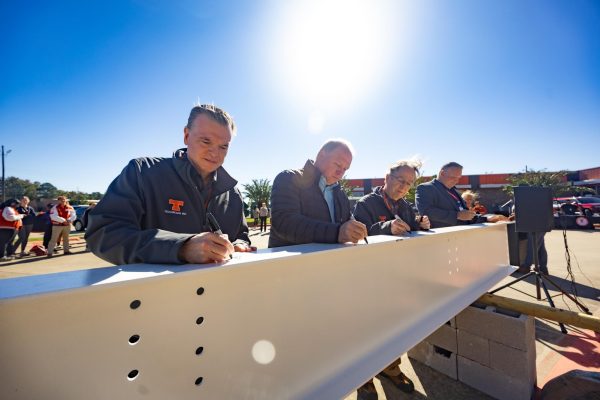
[2,145,12,203]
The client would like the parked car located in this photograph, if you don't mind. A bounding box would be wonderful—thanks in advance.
[72,205,89,231]
[32,204,91,232]
[554,196,600,217]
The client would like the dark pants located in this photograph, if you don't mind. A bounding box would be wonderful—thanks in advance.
[13,224,34,253]
[260,216,267,232]
[43,224,53,248]
[523,233,548,274]
[0,229,17,258]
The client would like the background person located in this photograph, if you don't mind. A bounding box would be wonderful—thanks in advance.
[259,202,269,232]
[269,139,367,248]
[352,160,430,398]
[47,196,76,257]
[518,233,549,274]
[42,203,54,249]
[86,104,251,265]
[461,190,476,210]
[461,190,488,214]
[354,160,430,235]
[416,162,506,228]
[13,196,37,256]
[472,200,488,214]
[253,206,260,227]
[0,199,24,261]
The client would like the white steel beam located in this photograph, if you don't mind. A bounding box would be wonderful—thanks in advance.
[0,223,514,399]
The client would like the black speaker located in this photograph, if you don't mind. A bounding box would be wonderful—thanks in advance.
[514,186,553,233]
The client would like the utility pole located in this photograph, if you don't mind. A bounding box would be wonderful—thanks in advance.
[2,145,12,203]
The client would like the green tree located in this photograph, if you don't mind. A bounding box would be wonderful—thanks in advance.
[2,176,104,203]
[405,175,429,204]
[502,169,573,197]
[37,182,59,199]
[4,177,37,199]
[59,190,88,205]
[243,179,272,208]
[339,176,358,198]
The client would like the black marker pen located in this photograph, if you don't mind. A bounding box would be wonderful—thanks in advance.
[206,212,233,259]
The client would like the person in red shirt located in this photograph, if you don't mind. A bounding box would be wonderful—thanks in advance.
[0,199,24,261]
[47,196,76,257]
[472,200,488,214]
[461,190,488,214]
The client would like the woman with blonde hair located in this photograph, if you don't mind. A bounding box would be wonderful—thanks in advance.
[461,190,488,214]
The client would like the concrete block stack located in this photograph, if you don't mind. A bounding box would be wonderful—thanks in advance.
[408,318,458,379]
[408,304,536,400]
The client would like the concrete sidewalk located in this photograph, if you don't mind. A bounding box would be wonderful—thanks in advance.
[1,226,598,399]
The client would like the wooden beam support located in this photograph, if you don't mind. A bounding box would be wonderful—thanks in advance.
[478,293,600,332]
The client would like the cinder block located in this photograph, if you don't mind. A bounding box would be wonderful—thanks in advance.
[457,355,535,400]
[408,341,457,380]
[457,329,489,366]
[455,305,494,332]
[455,305,535,350]
[425,322,458,353]
[489,340,536,382]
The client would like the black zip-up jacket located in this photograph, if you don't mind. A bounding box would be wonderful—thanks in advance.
[415,179,487,228]
[16,205,36,225]
[353,186,420,234]
[85,149,249,265]
[268,159,351,248]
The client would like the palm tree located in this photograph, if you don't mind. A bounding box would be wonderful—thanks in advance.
[243,179,273,208]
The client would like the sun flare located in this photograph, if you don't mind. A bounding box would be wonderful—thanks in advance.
[270,0,401,114]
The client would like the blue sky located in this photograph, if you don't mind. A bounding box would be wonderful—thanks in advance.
[1,0,599,193]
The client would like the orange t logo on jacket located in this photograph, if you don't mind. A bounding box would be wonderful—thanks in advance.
[169,199,184,212]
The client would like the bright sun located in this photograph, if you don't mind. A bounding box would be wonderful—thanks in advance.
[269,0,401,123]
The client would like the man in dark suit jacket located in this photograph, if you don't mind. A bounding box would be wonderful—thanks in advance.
[415,162,504,228]
[269,139,367,248]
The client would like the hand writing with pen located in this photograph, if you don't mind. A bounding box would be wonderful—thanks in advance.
[417,214,431,230]
[177,212,256,264]
[342,214,369,244]
[391,214,430,235]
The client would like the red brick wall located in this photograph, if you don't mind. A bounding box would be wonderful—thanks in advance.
[580,167,600,180]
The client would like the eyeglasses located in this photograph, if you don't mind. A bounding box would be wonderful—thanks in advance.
[389,174,414,188]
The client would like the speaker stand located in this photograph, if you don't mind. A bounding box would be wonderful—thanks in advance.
[489,232,591,334]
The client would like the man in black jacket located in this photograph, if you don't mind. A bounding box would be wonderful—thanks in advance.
[354,160,430,236]
[269,139,367,248]
[14,196,37,256]
[415,162,505,228]
[86,104,251,265]
[352,160,429,397]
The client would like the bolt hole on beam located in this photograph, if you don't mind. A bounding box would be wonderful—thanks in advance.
[130,299,141,309]
[196,287,205,295]
[195,377,203,386]
[196,316,204,325]
[127,370,139,381]
[128,335,140,345]
[195,346,204,355]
